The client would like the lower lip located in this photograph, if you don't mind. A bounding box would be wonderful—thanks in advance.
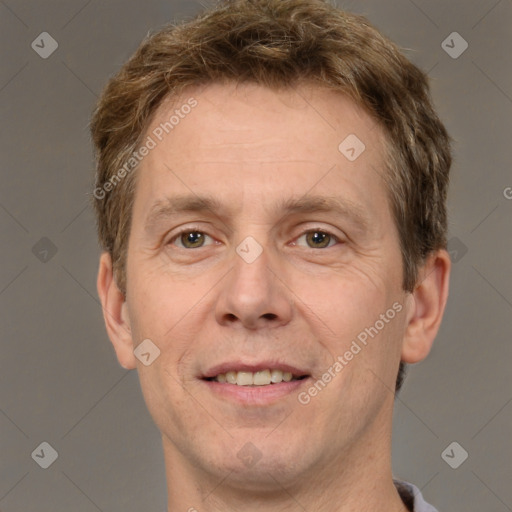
[202,378,309,405]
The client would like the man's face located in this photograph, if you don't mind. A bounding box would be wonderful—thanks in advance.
[123,82,409,485]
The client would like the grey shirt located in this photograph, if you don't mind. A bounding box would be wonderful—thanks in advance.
[395,480,439,512]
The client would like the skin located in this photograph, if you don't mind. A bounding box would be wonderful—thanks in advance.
[97,82,450,512]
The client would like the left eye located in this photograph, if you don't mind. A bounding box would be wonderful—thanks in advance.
[170,230,214,249]
[295,230,339,249]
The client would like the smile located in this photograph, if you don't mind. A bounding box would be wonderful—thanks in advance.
[201,362,311,405]
[205,369,307,386]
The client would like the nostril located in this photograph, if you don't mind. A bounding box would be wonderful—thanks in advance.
[262,313,277,320]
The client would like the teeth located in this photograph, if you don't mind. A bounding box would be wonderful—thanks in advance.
[236,371,253,386]
[270,369,283,383]
[212,369,301,386]
[282,372,293,382]
[226,371,237,384]
[253,369,271,386]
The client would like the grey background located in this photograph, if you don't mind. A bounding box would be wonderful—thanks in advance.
[1,0,511,510]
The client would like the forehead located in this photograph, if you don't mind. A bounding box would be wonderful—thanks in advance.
[146,81,384,163]
[133,81,392,228]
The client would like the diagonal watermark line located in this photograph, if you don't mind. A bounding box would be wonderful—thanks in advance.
[60,202,89,233]
[61,0,94,29]
[61,60,98,98]
[425,62,439,75]
[61,264,101,307]
[395,394,439,439]
[266,266,337,336]
[298,163,337,197]
[61,371,130,439]
[266,472,308,511]
[470,204,498,233]
[401,471,439,512]
[410,472,439,501]
[471,471,512,511]
[163,369,234,439]
[0,408,29,439]
[0,61,28,93]
[0,265,28,296]
[61,262,138,350]
[0,471,29,502]
[163,266,234,337]
[272,163,338,229]
[61,471,104,511]
[405,0,439,29]
[290,84,337,131]
[472,60,512,105]
[0,202,29,233]
[472,0,502,29]
[202,469,235,502]
[0,0,28,28]
[471,265,512,310]
[163,163,233,235]
[369,368,440,438]
[196,0,214,10]
[471,396,512,439]
[60,264,133,341]
[368,162,389,187]
[264,410,294,438]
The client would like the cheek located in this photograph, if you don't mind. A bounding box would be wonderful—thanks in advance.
[294,265,396,335]
[126,260,190,336]
[291,264,405,386]
[137,362,197,443]
[126,265,210,382]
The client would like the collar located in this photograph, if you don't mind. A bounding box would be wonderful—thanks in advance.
[394,480,440,512]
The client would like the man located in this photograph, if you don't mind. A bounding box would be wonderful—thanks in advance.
[91,1,451,510]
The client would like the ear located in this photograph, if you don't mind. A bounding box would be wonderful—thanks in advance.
[97,252,137,369]
[401,249,451,364]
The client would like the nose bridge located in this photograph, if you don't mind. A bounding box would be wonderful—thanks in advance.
[214,234,293,329]
[231,234,274,305]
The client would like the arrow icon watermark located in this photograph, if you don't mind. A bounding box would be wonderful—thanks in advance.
[338,134,365,161]
[236,236,263,263]
[31,441,58,469]
[134,339,161,366]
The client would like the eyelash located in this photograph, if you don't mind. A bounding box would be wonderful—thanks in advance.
[168,227,215,248]
[167,227,342,249]
[296,229,341,249]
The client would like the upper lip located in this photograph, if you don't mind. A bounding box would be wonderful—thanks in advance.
[201,361,310,379]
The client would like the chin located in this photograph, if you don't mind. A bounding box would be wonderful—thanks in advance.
[201,433,315,489]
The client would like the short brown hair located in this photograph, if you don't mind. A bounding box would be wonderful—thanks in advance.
[90,0,452,390]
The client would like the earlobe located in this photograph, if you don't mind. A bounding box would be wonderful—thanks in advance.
[401,249,451,364]
[97,252,137,370]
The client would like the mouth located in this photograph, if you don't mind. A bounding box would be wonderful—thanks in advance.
[204,368,309,386]
[200,362,310,405]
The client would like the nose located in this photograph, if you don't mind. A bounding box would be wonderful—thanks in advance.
[214,242,293,330]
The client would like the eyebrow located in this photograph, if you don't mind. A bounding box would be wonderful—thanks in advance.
[275,195,370,231]
[143,193,371,234]
[144,195,226,234]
